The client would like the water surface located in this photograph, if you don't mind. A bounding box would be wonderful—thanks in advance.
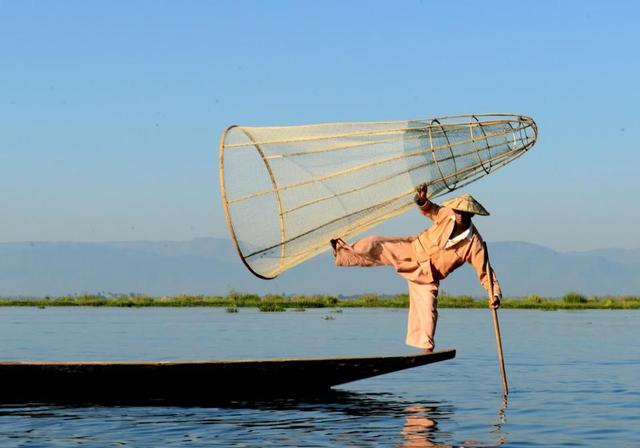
[0,307,637,446]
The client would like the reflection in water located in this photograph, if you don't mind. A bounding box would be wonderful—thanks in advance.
[489,396,509,446]
[222,391,458,446]
[398,405,445,447]
[0,390,509,447]
[219,389,443,417]
[219,390,506,448]
[398,399,508,448]
[496,396,508,427]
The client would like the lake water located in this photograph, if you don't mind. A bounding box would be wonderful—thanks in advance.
[0,307,638,447]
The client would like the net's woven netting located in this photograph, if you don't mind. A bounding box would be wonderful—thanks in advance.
[219,113,537,279]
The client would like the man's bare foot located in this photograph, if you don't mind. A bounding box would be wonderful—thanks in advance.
[422,348,433,354]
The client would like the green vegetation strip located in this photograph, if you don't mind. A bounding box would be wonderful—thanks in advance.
[1,292,639,310]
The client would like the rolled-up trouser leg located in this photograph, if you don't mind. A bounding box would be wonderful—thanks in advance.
[405,282,439,350]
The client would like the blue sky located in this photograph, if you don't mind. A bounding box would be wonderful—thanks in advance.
[1,0,638,251]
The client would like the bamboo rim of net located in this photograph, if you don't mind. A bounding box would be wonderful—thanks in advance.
[219,113,538,279]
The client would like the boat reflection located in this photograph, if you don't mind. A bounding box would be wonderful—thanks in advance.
[172,389,507,447]
[25,388,506,447]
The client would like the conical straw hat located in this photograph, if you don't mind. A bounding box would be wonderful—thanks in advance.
[441,193,490,216]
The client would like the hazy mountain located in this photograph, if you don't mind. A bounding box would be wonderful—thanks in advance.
[1,238,638,297]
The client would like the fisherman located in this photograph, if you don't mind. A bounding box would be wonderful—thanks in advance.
[331,183,501,353]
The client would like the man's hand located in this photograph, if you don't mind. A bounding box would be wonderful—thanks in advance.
[414,183,429,206]
[490,294,501,310]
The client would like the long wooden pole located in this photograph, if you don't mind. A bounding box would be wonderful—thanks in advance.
[492,308,509,396]
[483,242,508,396]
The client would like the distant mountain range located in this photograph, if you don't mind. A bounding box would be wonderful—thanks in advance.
[1,238,639,297]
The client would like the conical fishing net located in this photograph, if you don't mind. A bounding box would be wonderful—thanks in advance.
[219,113,537,279]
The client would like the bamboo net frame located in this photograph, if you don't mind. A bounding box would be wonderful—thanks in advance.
[219,113,538,279]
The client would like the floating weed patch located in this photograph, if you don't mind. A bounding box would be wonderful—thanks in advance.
[257,302,286,312]
[226,304,238,313]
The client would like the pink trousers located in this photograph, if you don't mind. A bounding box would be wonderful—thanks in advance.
[334,236,439,350]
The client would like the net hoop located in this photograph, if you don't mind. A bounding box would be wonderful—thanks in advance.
[219,113,538,279]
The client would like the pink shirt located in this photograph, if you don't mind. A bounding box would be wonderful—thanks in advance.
[412,204,501,297]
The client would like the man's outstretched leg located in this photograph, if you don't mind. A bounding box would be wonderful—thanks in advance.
[406,281,439,352]
[333,235,415,269]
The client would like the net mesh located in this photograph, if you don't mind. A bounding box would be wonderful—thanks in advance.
[219,113,537,279]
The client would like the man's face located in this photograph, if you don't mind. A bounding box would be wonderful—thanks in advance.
[454,211,473,227]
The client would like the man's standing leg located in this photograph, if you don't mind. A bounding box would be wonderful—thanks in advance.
[405,282,439,351]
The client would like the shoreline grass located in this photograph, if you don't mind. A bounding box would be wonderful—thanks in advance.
[1,292,639,310]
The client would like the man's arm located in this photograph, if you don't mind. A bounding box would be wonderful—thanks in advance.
[466,237,502,309]
[414,183,440,221]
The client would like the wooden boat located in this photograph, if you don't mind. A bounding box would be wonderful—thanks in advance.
[0,349,455,404]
